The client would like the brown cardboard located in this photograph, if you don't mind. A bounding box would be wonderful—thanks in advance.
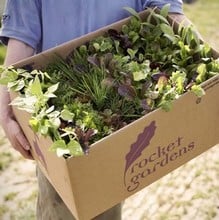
[10,10,219,220]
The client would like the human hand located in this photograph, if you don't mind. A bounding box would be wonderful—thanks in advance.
[0,38,35,160]
[0,86,33,160]
[168,13,192,26]
[169,13,203,40]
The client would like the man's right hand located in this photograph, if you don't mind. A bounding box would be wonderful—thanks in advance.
[0,86,33,159]
[0,38,35,160]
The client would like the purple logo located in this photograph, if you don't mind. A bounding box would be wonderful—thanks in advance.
[124,121,156,187]
[124,120,196,192]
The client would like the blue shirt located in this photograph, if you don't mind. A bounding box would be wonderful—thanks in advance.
[0,0,183,53]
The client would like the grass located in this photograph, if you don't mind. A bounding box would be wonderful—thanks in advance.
[0,151,13,171]
[10,199,36,220]
[4,192,18,202]
[0,136,6,145]
[0,204,9,218]
[183,0,219,50]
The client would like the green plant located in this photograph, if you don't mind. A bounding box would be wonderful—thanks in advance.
[4,192,18,201]
[1,5,219,157]
[0,204,9,218]
[0,152,13,171]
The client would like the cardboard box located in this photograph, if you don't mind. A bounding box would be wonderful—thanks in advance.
[10,10,219,220]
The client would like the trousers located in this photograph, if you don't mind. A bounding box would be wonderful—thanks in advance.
[36,167,122,220]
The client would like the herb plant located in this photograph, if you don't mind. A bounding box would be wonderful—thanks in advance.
[1,6,219,157]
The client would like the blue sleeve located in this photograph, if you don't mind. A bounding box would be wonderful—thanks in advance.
[0,0,41,50]
[143,0,183,14]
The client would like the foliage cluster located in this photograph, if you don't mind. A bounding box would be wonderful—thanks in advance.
[1,6,219,157]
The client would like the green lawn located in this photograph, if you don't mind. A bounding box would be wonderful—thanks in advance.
[183,0,219,50]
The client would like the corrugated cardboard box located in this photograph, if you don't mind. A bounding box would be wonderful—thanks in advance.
[10,10,219,220]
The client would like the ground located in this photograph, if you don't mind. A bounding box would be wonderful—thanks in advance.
[1,128,219,220]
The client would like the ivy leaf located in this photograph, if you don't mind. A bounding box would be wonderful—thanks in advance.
[48,110,60,118]
[49,140,68,156]
[67,140,84,156]
[44,83,59,99]
[61,108,75,121]
[47,83,59,94]
[0,67,18,85]
[45,105,55,114]
[29,76,43,96]
[49,139,83,157]
[56,148,71,157]
[10,96,37,113]
[8,79,25,91]
[49,117,61,130]
[39,123,49,135]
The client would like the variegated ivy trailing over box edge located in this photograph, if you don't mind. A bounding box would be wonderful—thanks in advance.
[1,5,219,158]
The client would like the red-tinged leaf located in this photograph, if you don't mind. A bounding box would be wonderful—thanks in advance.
[118,84,136,100]
[140,99,151,111]
[87,54,100,67]
[124,121,156,184]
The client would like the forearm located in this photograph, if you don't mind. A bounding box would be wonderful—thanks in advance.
[0,86,12,122]
[3,38,35,66]
[168,12,203,40]
[0,38,35,123]
[168,13,192,26]
[0,38,34,159]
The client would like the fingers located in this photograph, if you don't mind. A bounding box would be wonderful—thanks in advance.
[14,140,34,160]
[15,128,31,151]
[5,119,34,160]
[0,90,34,160]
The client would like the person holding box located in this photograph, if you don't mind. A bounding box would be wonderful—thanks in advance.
[0,1,187,219]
